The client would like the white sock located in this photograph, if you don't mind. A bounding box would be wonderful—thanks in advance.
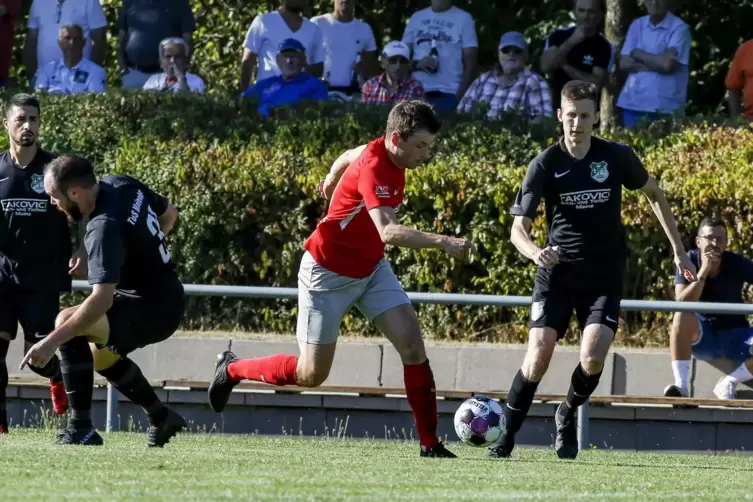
[672,360,691,392]
[726,363,753,384]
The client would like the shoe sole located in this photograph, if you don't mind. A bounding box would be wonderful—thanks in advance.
[208,352,236,413]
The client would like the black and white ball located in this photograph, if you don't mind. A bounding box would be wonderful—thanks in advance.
[453,396,504,447]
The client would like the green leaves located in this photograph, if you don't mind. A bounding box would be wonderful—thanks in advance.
[5,91,751,345]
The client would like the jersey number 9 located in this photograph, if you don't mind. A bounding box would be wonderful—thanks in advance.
[146,205,171,264]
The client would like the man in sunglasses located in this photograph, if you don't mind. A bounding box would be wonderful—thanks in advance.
[665,217,753,400]
[361,41,425,105]
[457,31,552,122]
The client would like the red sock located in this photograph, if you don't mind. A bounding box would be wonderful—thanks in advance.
[403,361,439,449]
[227,355,298,386]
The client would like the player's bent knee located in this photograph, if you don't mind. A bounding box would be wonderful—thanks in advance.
[521,328,557,381]
[580,355,605,375]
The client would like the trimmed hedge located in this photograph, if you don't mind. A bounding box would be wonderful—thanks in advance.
[2,91,751,346]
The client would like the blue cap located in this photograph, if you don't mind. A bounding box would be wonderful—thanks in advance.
[279,38,305,53]
[498,31,527,50]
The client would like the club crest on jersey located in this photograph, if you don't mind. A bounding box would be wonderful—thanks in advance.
[30,174,45,194]
[590,161,609,183]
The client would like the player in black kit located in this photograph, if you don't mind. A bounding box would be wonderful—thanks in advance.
[486,81,697,460]
[20,154,186,446]
[0,94,75,432]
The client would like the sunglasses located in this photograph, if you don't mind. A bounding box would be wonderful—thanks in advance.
[500,46,523,56]
[385,56,409,65]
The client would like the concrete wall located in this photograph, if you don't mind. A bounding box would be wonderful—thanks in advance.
[8,338,748,399]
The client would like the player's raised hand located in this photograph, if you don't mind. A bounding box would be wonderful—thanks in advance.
[533,245,560,269]
[19,339,57,370]
[441,236,474,261]
[676,252,698,282]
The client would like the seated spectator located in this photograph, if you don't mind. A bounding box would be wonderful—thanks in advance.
[457,32,552,122]
[402,0,478,113]
[312,0,378,96]
[540,0,613,110]
[726,39,753,122]
[242,38,328,117]
[34,24,105,94]
[361,41,425,105]
[616,0,691,127]
[117,0,196,90]
[143,37,205,94]
[25,0,107,86]
[665,217,753,400]
[241,0,325,92]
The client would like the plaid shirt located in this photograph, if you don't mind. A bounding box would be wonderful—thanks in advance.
[361,73,425,104]
[457,67,552,119]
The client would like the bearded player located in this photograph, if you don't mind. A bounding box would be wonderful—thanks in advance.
[487,80,697,460]
[208,100,472,458]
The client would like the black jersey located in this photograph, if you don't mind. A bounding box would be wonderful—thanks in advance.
[85,175,182,304]
[0,149,71,292]
[511,136,649,265]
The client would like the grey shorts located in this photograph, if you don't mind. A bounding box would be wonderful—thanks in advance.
[296,251,411,344]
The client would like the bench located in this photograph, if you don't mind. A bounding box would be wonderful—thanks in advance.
[11,374,753,409]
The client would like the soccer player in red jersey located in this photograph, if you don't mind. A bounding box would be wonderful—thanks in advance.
[207,100,472,457]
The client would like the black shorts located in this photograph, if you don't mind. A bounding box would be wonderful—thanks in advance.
[0,290,60,343]
[529,261,624,339]
[100,292,185,357]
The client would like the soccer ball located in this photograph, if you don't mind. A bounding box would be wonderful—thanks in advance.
[453,396,505,447]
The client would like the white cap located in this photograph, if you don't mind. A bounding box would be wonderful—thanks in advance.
[382,41,411,59]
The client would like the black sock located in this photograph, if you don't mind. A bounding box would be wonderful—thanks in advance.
[560,363,602,419]
[97,358,167,425]
[29,355,62,381]
[0,339,8,428]
[59,337,94,429]
[504,369,540,435]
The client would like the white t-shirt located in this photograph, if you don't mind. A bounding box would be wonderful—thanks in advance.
[402,6,478,94]
[143,72,206,94]
[311,13,376,88]
[34,58,106,94]
[243,11,325,83]
[28,0,108,70]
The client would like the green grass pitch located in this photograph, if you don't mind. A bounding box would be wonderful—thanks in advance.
[1,430,752,501]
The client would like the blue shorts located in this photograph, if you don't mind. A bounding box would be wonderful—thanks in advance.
[691,315,753,364]
[620,108,663,128]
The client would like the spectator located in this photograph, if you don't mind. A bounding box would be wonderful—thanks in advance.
[34,24,105,94]
[361,41,425,105]
[241,0,325,92]
[665,217,753,400]
[616,0,691,127]
[457,32,552,122]
[143,37,204,94]
[312,0,378,96]
[117,0,196,90]
[540,0,613,110]
[0,0,20,87]
[24,0,107,85]
[726,39,753,122]
[402,0,478,113]
[242,39,328,118]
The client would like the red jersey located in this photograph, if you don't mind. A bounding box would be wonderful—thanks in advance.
[304,137,405,279]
